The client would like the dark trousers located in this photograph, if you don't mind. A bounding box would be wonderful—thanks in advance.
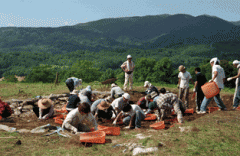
[33,105,50,118]
[97,110,113,120]
[197,91,204,111]
[66,79,74,92]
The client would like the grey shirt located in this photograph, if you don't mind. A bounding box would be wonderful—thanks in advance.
[111,86,124,99]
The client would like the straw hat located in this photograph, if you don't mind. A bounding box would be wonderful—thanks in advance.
[97,100,110,111]
[150,91,158,99]
[178,65,185,72]
[70,89,78,95]
[38,99,53,109]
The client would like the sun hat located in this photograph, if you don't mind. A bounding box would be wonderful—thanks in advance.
[144,81,150,87]
[38,99,53,109]
[127,55,132,59]
[150,91,158,99]
[105,96,113,103]
[111,83,117,88]
[97,100,110,110]
[233,60,239,64]
[210,57,220,65]
[178,65,185,72]
[122,93,130,100]
[70,89,79,95]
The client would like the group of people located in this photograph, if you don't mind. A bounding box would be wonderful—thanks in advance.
[0,55,239,135]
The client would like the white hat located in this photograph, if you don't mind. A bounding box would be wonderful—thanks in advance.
[210,57,220,65]
[127,55,132,59]
[122,93,130,100]
[111,83,117,88]
[144,81,150,87]
[233,60,239,64]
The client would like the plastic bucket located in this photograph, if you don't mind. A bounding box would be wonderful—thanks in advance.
[184,108,194,114]
[144,114,157,121]
[91,125,120,136]
[150,121,165,130]
[208,107,219,113]
[201,82,220,99]
[80,131,106,144]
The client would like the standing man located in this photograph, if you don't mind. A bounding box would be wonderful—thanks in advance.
[121,55,135,91]
[193,67,207,113]
[65,77,82,93]
[198,57,227,114]
[178,65,194,109]
[227,60,240,110]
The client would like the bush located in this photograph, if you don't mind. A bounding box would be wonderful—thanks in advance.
[4,75,18,82]
[99,68,115,82]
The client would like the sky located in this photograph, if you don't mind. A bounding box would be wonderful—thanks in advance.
[0,0,240,27]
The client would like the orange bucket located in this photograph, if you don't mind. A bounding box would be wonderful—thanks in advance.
[236,106,240,111]
[184,108,194,114]
[55,104,68,113]
[98,125,120,136]
[0,116,2,120]
[144,114,157,121]
[208,107,219,113]
[80,131,106,144]
[150,121,165,130]
[201,82,220,99]
[55,118,63,125]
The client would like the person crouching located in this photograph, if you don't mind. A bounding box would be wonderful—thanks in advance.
[33,98,54,120]
[94,100,116,122]
[113,104,145,130]
[62,102,98,134]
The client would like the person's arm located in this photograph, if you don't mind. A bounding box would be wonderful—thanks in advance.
[87,113,98,130]
[229,69,240,80]
[39,107,42,119]
[190,78,195,86]
[210,71,218,82]
[113,111,123,124]
[42,105,54,119]
[178,78,181,88]
[62,113,78,133]
[194,81,198,89]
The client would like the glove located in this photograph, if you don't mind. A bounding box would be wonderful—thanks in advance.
[193,88,196,92]
[113,120,117,125]
[227,77,233,81]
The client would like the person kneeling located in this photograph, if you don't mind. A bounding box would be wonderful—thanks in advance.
[33,98,54,120]
[94,100,116,122]
[62,102,98,134]
[113,104,145,130]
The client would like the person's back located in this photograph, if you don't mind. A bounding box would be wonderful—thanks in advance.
[212,64,225,89]
[111,86,124,98]
[196,72,207,91]
[67,94,80,110]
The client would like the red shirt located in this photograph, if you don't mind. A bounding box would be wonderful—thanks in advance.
[0,99,13,116]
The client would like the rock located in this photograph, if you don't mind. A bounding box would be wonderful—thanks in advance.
[132,147,158,156]
[18,129,30,133]
[14,109,21,116]
[58,97,68,101]
[10,103,18,108]
[179,126,200,132]
[11,99,23,103]
[135,133,152,139]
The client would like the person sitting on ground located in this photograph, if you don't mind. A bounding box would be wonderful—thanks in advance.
[94,100,117,122]
[178,65,195,109]
[65,77,82,93]
[79,86,92,106]
[0,97,13,120]
[193,67,207,112]
[144,81,159,95]
[155,88,184,123]
[111,93,130,118]
[113,104,145,130]
[110,83,125,99]
[62,102,98,134]
[227,60,240,110]
[91,96,112,115]
[66,90,80,113]
[137,94,152,110]
[198,57,227,114]
[33,98,54,120]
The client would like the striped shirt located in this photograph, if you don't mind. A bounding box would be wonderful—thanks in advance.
[156,93,176,109]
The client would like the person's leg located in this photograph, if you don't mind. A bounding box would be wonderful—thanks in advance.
[214,94,226,109]
[123,73,129,91]
[135,110,145,128]
[233,86,240,108]
[184,88,189,108]
[197,91,204,112]
[77,123,91,132]
[123,116,131,125]
[129,73,133,90]
[179,88,184,101]
[200,97,212,112]
[173,99,183,123]
[178,99,186,114]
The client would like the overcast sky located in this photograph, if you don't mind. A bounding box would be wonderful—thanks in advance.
[0,0,240,27]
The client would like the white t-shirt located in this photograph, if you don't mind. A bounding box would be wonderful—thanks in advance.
[111,97,126,111]
[212,65,225,89]
[122,104,145,117]
[236,65,240,86]
[178,71,192,89]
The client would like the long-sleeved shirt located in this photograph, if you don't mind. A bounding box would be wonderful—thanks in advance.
[91,99,105,113]
[66,77,81,89]
[111,97,128,111]
[145,85,159,95]
[39,105,54,119]
[111,86,124,99]
[62,108,98,133]
[156,93,176,109]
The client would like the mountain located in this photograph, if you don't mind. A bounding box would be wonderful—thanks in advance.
[231,21,240,26]
[0,14,240,52]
